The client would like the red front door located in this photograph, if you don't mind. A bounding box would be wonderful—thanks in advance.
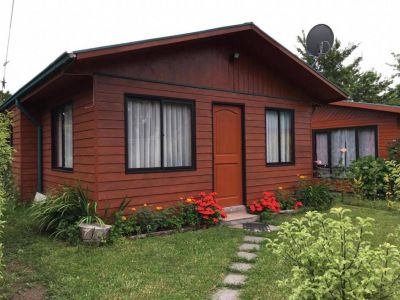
[213,104,243,207]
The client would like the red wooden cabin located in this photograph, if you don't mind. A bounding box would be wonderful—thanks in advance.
[312,100,400,176]
[2,23,346,211]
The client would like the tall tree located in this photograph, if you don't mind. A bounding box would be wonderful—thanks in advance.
[297,31,393,103]
[0,91,11,105]
[385,53,400,105]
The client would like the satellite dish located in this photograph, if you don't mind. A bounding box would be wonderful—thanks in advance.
[306,24,334,57]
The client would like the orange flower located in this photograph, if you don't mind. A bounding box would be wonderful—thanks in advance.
[185,198,193,203]
[299,175,307,180]
[143,203,148,207]
[131,207,136,212]
[156,206,163,211]
[278,186,283,190]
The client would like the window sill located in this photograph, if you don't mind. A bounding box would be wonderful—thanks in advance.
[52,167,73,173]
[125,166,196,174]
[266,162,295,167]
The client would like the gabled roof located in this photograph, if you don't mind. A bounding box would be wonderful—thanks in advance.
[332,100,400,114]
[1,22,347,110]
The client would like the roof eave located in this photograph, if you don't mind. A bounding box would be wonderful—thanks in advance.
[0,52,76,110]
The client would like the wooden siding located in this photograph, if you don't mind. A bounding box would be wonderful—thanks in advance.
[93,75,313,209]
[312,105,400,158]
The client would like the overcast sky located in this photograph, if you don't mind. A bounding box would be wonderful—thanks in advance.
[0,0,399,93]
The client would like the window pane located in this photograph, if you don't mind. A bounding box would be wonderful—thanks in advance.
[127,99,161,168]
[163,102,192,167]
[64,105,73,168]
[56,113,63,167]
[280,111,292,163]
[331,129,356,167]
[358,127,376,157]
[266,110,279,163]
[315,132,328,166]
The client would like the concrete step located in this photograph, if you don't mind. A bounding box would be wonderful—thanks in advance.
[223,205,247,214]
[222,211,259,226]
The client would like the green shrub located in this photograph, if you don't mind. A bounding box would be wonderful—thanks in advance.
[0,111,13,279]
[29,184,103,241]
[295,180,334,210]
[388,139,400,162]
[269,208,400,299]
[348,156,388,200]
[385,160,400,200]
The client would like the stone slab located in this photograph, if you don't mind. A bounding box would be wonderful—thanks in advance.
[229,262,253,272]
[223,273,247,286]
[243,236,266,243]
[239,243,260,251]
[237,251,257,261]
[212,288,240,300]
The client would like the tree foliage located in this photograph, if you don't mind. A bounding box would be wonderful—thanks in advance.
[0,91,11,106]
[297,31,396,104]
[269,208,400,299]
[0,111,13,280]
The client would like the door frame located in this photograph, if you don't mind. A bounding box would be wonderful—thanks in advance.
[211,102,247,206]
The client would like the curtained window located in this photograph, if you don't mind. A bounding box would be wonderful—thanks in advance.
[266,109,294,164]
[126,96,194,171]
[313,126,377,176]
[52,104,73,170]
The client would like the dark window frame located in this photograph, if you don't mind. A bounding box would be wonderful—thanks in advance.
[312,125,378,175]
[124,93,196,174]
[265,108,295,166]
[51,103,73,172]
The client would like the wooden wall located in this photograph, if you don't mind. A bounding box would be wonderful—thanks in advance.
[312,105,400,158]
[93,75,313,209]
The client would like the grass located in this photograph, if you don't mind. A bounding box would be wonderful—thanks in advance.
[2,201,400,299]
[1,207,243,300]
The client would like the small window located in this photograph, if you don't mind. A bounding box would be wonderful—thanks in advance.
[126,95,195,172]
[52,104,73,170]
[266,109,294,165]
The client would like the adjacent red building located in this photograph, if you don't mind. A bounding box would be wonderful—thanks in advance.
[312,100,400,176]
[2,23,346,210]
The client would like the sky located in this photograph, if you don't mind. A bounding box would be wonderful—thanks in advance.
[0,0,399,93]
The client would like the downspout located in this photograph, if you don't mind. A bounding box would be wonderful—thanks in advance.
[15,99,43,193]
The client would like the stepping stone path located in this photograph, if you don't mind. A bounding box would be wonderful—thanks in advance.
[212,234,267,300]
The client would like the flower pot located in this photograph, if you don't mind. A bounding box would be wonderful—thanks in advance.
[78,223,112,244]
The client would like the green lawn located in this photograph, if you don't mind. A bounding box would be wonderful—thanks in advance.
[2,203,400,299]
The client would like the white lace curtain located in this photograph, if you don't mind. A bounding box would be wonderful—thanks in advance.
[266,110,279,163]
[63,105,73,168]
[315,132,328,165]
[54,104,73,168]
[266,110,292,163]
[127,98,191,169]
[331,128,356,167]
[358,127,376,157]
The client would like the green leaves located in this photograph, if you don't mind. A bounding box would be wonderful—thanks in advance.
[269,208,400,299]
[0,111,13,280]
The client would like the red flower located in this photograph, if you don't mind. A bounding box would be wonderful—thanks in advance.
[294,201,303,210]
[213,218,219,224]
[202,215,209,219]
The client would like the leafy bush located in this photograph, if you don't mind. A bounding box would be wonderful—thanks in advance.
[269,208,400,299]
[29,184,103,241]
[275,188,303,210]
[385,160,400,200]
[348,156,388,200]
[295,179,333,210]
[388,139,400,162]
[0,112,13,279]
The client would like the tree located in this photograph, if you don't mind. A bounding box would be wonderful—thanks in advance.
[297,31,393,103]
[385,53,400,104]
[0,91,11,105]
